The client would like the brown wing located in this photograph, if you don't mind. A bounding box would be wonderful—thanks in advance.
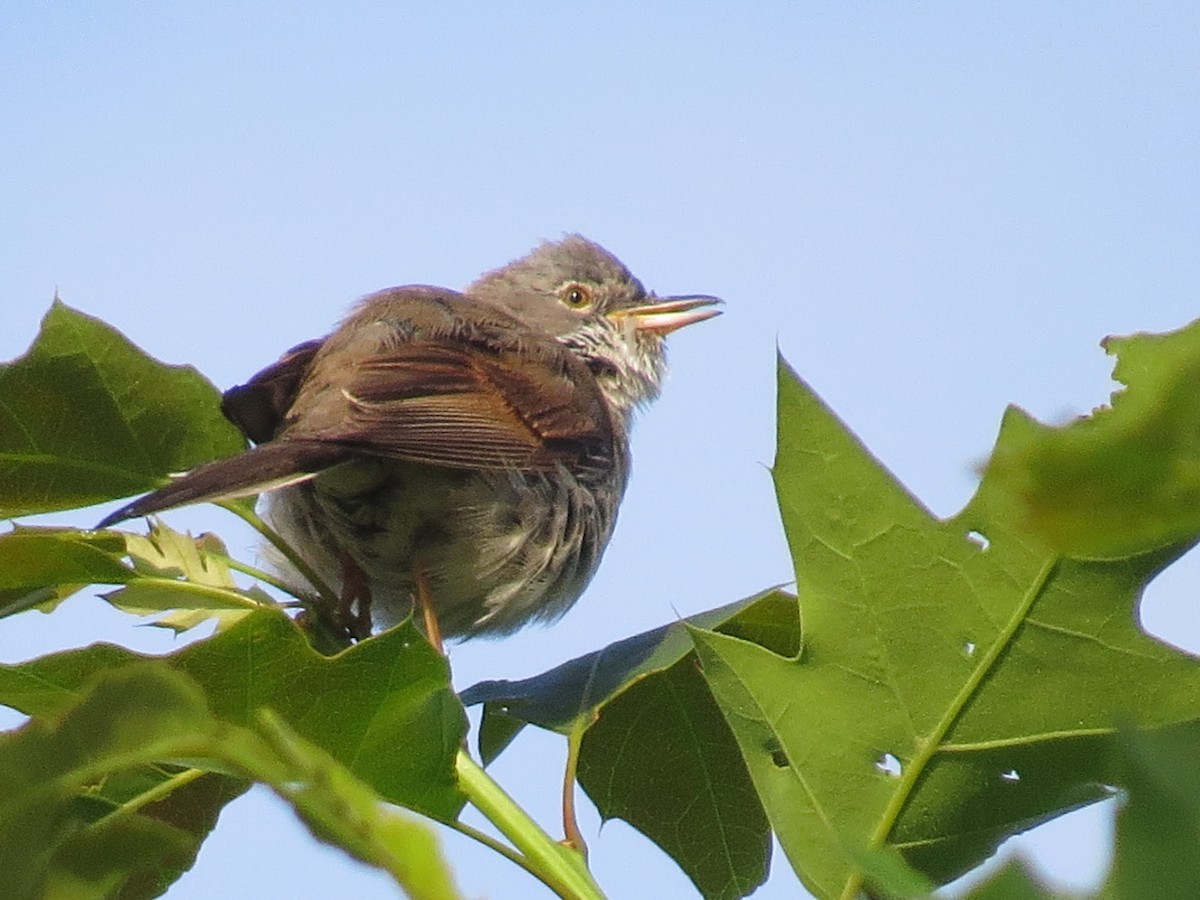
[282,298,617,473]
[98,288,617,529]
[221,339,324,443]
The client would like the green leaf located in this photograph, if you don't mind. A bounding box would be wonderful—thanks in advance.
[46,769,250,900]
[691,357,1200,899]
[984,317,1200,557]
[849,845,935,900]
[578,656,770,900]
[952,723,1200,900]
[0,526,131,590]
[0,665,246,900]
[0,523,272,631]
[104,521,270,632]
[1104,723,1200,900]
[462,589,798,900]
[0,300,245,518]
[243,709,464,900]
[0,664,462,900]
[462,589,797,746]
[0,526,131,618]
[961,863,1058,900]
[0,609,467,820]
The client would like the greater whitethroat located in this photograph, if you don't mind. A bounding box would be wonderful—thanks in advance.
[99,236,722,646]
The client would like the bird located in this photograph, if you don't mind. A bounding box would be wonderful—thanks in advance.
[98,235,721,644]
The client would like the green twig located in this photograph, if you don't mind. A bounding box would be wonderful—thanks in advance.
[217,500,339,605]
[218,501,599,893]
[454,750,605,900]
[219,553,307,598]
[444,819,543,880]
[113,766,207,815]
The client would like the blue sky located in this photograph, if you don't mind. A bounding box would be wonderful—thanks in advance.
[3,4,1198,898]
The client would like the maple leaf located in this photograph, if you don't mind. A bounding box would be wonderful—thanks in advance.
[690,357,1200,899]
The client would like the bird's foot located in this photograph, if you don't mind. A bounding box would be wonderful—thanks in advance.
[336,552,374,641]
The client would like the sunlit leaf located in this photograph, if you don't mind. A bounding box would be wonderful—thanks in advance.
[0,300,245,518]
[0,523,272,632]
[104,522,270,632]
[690,358,1200,899]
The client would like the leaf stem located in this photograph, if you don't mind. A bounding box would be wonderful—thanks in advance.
[561,720,587,856]
[454,749,605,900]
[217,500,340,605]
[113,766,208,815]
[444,819,544,880]
[219,554,306,598]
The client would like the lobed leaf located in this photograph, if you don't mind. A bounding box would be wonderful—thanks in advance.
[0,300,245,519]
[0,523,272,632]
[104,522,270,633]
[689,357,1200,899]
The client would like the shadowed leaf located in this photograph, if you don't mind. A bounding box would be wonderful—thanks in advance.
[0,609,466,820]
[1105,722,1200,900]
[0,664,462,900]
[462,589,797,900]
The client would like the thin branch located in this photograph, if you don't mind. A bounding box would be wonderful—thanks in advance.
[454,749,605,900]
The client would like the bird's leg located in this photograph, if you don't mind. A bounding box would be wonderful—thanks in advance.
[337,550,374,641]
[412,565,444,655]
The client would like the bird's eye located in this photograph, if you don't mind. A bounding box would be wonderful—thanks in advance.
[559,282,594,310]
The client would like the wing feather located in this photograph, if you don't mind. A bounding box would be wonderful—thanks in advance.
[282,311,617,472]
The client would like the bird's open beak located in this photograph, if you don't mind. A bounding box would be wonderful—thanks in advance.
[610,295,724,336]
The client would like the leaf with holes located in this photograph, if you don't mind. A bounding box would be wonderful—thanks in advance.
[689,357,1200,900]
[953,721,1200,900]
[984,316,1200,558]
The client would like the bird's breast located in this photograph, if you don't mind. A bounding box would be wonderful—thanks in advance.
[265,454,625,638]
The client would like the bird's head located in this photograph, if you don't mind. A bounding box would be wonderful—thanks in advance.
[468,235,721,419]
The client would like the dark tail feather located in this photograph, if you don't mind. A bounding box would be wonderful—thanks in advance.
[96,440,348,528]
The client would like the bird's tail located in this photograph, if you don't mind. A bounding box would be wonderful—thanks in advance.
[96,440,347,528]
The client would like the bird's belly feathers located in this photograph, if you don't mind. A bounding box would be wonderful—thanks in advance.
[265,456,619,638]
